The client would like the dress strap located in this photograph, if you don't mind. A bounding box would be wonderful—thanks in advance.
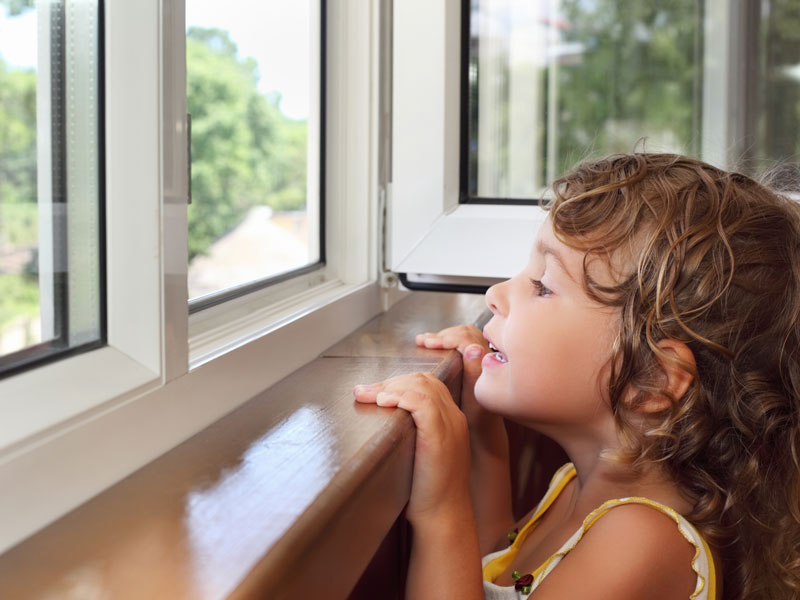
[482,463,577,582]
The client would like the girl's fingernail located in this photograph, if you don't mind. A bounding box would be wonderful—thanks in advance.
[354,384,373,393]
[465,345,483,359]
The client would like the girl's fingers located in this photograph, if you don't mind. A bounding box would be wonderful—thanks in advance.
[416,333,450,349]
[353,383,383,403]
[462,344,485,380]
[376,391,400,407]
[354,374,446,405]
[416,325,489,354]
[357,377,469,522]
[460,344,485,411]
[353,375,456,430]
[425,338,447,348]
[376,388,451,434]
[414,333,433,346]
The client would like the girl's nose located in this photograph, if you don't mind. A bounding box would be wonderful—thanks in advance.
[485,280,509,316]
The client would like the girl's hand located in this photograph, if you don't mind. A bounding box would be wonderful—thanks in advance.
[353,373,472,525]
[416,325,491,424]
[415,324,488,355]
[416,325,513,554]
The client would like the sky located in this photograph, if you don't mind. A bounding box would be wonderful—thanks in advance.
[0,1,312,119]
[0,6,36,68]
[186,0,312,119]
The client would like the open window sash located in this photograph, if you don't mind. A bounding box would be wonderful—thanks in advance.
[389,0,750,292]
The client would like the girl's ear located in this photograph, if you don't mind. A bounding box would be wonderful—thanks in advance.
[637,339,696,414]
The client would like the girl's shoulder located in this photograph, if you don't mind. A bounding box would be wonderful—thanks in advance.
[484,464,717,599]
[533,499,712,599]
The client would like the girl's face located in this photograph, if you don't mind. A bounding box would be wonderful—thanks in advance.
[477,217,621,436]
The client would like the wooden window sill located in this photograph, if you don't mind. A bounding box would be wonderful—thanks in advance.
[0,292,489,599]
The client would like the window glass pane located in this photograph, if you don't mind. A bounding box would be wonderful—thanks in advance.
[757,0,800,169]
[186,0,320,303]
[466,0,702,199]
[0,0,103,375]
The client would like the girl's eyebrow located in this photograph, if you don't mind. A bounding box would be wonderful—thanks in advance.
[536,239,577,283]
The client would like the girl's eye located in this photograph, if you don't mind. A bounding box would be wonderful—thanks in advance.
[530,278,552,297]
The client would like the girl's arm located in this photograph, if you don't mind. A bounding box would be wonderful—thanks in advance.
[417,327,515,554]
[405,499,483,600]
[354,373,484,599]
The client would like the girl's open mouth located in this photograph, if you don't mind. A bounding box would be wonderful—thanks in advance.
[485,342,508,364]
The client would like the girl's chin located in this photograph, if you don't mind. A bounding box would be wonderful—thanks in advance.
[473,377,502,410]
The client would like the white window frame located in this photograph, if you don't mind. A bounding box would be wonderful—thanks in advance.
[389,0,545,287]
[0,0,384,555]
[390,0,747,287]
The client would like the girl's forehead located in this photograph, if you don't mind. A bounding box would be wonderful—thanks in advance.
[533,218,632,288]
[531,235,578,281]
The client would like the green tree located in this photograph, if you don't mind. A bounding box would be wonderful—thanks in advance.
[0,273,38,329]
[555,0,701,175]
[762,0,800,163]
[0,55,39,331]
[0,57,36,208]
[187,27,307,260]
[466,0,701,195]
[0,0,34,17]
[0,0,38,246]
[0,0,39,332]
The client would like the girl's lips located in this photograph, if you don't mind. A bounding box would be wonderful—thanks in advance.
[482,351,508,367]
[482,328,507,364]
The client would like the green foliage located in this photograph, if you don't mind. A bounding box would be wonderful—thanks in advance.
[0,6,38,337]
[555,0,701,176]
[0,57,36,206]
[0,273,39,329]
[187,27,307,260]
[0,0,34,17]
[466,0,703,195]
[762,0,800,161]
[0,202,37,246]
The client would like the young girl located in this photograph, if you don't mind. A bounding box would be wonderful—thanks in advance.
[354,153,800,599]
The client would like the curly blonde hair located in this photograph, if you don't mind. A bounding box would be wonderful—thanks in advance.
[548,153,800,599]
